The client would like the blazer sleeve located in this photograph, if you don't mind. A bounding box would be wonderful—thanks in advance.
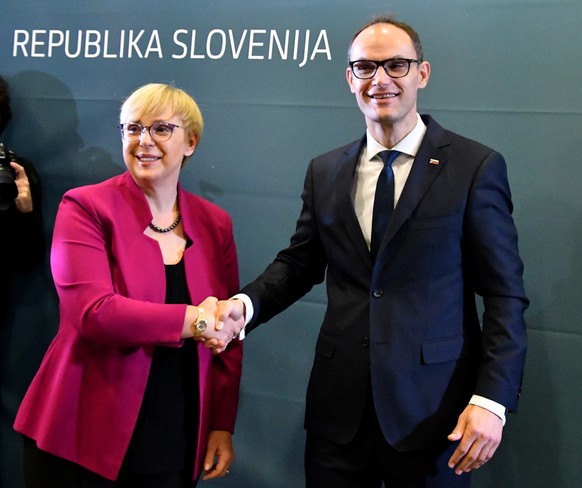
[464,150,528,411]
[6,157,45,270]
[51,190,187,347]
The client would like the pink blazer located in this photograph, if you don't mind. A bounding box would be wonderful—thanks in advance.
[14,171,243,481]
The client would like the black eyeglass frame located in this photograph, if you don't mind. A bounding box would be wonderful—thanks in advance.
[348,57,423,80]
[118,122,184,142]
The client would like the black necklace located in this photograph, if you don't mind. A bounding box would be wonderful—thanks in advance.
[149,212,181,233]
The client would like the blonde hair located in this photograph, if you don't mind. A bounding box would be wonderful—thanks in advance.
[120,83,204,141]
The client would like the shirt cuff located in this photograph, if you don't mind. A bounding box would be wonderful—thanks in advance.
[231,293,254,340]
[469,395,507,426]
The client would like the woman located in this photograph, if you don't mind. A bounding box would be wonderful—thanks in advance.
[14,83,243,487]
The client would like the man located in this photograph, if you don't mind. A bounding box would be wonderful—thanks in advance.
[0,74,44,318]
[0,74,45,488]
[209,16,527,488]
[0,73,45,326]
[0,74,44,265]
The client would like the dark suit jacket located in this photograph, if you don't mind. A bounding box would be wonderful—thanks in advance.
[243,115,527,451]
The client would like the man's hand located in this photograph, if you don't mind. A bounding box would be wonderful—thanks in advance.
[193,298,245,354]
[447,404,503,475]
[202,430,234,480]
[215,299,245,333]
[10,161,33,213]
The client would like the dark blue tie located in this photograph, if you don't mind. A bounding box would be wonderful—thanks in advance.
[371,150,400,259]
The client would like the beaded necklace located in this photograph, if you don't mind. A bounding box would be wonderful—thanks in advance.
[149,212,181,233]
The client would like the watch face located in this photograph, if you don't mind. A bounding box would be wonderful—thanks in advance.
[196,320,207,332]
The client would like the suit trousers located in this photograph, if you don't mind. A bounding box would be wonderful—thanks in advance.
[304,389,471,488]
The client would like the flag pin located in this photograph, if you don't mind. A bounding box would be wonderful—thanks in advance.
[429,158,440,165]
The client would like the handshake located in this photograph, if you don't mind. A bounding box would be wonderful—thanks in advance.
[191,297,247,354]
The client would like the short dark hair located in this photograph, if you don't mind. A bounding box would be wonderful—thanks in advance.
[0,76,12,136]
[347,15,424,63]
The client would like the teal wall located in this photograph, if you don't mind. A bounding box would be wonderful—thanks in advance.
[1,1,581,487]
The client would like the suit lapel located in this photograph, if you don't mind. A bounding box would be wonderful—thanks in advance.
[382,116,451,247]
[335,118,453,266]
[335,137,373,268]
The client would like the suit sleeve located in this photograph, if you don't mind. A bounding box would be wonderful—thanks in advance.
[9,157,45,270]
[465,151,528,412]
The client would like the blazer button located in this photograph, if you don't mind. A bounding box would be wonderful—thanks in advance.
[361,337,369,348]
[372,289,383,298]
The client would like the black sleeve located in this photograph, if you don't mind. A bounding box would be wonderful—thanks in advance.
[0,156,46,271]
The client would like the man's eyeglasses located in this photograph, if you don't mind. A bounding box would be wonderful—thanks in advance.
[118,122,184,142]
[349,58,422,80]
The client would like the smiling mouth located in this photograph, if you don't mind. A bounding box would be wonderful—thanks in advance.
[138,156,161,162]
[370,93,397,99]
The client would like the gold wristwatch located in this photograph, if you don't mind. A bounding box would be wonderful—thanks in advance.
[192,307,207,337]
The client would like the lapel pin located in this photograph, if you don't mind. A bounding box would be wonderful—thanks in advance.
[429,158,440,165]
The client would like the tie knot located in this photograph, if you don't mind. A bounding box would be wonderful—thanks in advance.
[379,150,400,167]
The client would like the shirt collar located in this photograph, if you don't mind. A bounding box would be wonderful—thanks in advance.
[365,113,427,161]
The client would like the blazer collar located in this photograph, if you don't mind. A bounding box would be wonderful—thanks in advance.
[118,171,193,242]
[333,116,453,268]
[335,137,376,267]
[382,115,451,247]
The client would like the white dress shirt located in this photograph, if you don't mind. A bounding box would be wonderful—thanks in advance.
[354,113,426,249]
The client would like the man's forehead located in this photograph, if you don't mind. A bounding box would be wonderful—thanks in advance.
[351,25,415,56]
[355,23,412,44]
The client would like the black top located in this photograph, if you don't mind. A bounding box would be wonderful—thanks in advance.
[122,258,199,474]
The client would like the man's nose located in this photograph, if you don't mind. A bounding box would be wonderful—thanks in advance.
[373,65,392,85]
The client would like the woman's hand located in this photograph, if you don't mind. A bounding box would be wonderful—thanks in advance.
[184,298,244,353]
[202,430,234,480]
